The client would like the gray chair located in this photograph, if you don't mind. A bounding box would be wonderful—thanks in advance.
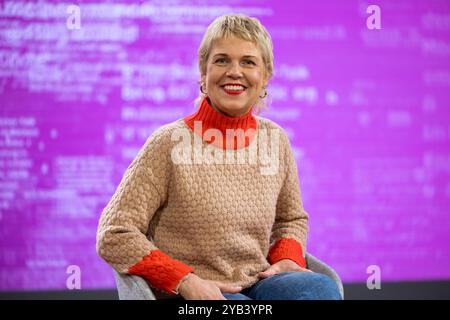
[114,253,344,300]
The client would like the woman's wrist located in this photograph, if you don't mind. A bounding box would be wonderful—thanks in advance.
[177,272,200,296]
[174,272,194,295]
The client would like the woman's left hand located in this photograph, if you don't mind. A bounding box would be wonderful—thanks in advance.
[258,259,312,279]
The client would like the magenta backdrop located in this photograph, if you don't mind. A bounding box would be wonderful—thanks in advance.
[1,0,450,290]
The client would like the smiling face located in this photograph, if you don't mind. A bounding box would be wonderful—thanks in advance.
[201,36,268,117]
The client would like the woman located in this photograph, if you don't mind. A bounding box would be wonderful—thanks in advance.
[96,14,341,300]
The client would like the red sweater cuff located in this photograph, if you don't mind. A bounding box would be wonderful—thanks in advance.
[128,250,194,294]
[267,238,306,268]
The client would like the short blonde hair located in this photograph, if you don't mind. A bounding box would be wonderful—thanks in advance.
[196,14,274,113]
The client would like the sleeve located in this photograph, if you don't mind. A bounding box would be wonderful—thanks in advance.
[268,130,309,268]
[96,128,194,294]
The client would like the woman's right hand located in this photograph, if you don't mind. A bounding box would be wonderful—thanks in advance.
[178,273,242,300]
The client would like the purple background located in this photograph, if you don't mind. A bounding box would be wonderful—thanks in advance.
[1,0,450,290]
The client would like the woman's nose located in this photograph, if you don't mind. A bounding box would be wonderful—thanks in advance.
[226,62,243,78]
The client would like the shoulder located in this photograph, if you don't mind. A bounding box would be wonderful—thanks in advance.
[255,116,291,146]
[135,119,187,163]
[143,119,186,148]
[148,119,186,141]
[255,116,298,173]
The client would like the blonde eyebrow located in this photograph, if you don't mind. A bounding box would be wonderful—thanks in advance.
[212,53,258,59]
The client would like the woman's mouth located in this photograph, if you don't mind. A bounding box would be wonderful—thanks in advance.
[221,84,246,95]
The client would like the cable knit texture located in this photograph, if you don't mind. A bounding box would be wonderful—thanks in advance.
[96,99,309,295]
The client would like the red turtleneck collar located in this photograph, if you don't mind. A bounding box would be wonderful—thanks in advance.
[184,97,257,150]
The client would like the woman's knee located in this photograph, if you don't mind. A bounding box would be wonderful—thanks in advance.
[248,271,342,300]
[298,272,342,300]
[277,272,341,300]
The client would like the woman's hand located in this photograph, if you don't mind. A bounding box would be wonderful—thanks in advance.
[178,273,242,300]
[258,259,312,279]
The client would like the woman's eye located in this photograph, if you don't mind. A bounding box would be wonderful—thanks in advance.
[215,58,227,64]
[243,60,256,66]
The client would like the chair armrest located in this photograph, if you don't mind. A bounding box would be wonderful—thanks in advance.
[306,253,344,299]
[113,270,156,300]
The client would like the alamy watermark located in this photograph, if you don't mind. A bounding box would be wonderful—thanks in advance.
[66,5,81,30]
[66,265,81,289]
[171,121,281,175]
[366,264,381,290]
[366,4,381,30]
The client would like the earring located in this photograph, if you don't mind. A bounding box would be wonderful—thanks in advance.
[200,83,207,95]
[259,88,268,99]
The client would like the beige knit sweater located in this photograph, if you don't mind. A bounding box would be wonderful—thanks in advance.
[96,100,309,295]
